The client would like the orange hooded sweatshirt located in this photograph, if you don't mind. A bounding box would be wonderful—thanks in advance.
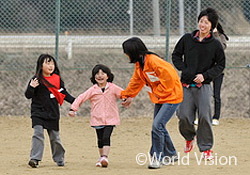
[121,54,183,104]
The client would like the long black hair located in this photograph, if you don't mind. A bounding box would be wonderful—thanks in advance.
[198,7,219,31]
[122,37,159,63]
[90,64,114,84]
[35,54,60,87]
[217,22,229,41]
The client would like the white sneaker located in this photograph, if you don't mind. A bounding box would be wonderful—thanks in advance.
[212,119,219,126]
[194,119,198,125]
[148,160,161,169]
[96,157,102,167]
[161,155,178,165]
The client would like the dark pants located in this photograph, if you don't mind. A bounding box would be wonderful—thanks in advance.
[96,126,114,148]
[177,85,213,152]
[213,73,224,120]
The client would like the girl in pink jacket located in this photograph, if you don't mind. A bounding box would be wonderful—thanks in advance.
[69,64,127,168]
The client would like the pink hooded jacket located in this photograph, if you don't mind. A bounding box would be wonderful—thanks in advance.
[71,82,122,126]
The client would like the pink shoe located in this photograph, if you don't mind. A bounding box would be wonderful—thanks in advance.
[184,139,195,153]
[100,156,109,168]
[203,150,214,161]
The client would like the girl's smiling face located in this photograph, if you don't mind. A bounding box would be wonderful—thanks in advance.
[198,16,212,36]
[42,58,55,77]
[95,69,109,87]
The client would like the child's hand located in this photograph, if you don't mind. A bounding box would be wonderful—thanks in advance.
[121,97,133,108]
[68,110,76,117]
[30,78,39,88]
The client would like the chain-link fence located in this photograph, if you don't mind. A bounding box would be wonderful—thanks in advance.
[0,0,249,118]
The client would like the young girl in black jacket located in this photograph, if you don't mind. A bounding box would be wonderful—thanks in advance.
[172,8,225,161]
[25,54,75,168]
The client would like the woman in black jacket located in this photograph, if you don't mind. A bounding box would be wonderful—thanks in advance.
[172,8,225,161]
[25,54,75,168]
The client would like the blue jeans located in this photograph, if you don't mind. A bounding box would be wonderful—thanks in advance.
[150,103,180,160]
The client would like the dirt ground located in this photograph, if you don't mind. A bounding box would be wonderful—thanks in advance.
[0,116,249,175]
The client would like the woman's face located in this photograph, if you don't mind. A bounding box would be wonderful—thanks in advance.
[42,58,55,77]
[198,16,212,36]
[95,69,108,86]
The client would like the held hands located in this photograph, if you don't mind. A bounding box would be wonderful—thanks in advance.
[30,78,39,88]
[68,110,76,117]
[121,97,133,108]
[193,74,204,84]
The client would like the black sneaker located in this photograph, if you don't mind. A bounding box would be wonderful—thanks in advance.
[57,161,64,166]
[28,159,39,168]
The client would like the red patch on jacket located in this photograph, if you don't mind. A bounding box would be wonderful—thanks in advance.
[44,74,65,105]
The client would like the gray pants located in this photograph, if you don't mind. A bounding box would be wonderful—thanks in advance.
[177,84,213,152]
[30,125,65,163]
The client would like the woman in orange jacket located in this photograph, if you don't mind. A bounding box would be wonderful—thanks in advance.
[121,37,183,169]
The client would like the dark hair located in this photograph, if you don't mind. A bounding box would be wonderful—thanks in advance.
[122,37,148,63]
[35,54,60,87]
[90,64,114,84]
[217,22,229,40]
[198,7,219,31]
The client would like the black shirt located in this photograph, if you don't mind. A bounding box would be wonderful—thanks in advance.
[25,76,75,131]
[172,30,225,84]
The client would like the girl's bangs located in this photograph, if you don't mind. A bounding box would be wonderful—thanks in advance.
[44,57,53,63]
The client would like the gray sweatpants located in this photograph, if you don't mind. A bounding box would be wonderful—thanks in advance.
[30,125,65,163]
[176,84,213,152]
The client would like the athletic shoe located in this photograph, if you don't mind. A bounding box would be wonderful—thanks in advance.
[161,155,178,165]
[203,150,214,161]
[28,159,39,168]
[184,139,195,153]
[57,161,65,166]
[212,119,220,126]
[194,119,198,125]
[148,160,161,169]
[96,157,102,167]
[100,157,109,168]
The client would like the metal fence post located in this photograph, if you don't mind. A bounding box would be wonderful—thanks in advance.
[197,0,201,29]
[55,0,61,61]
[153,0,160,36]
[129,0,133,36]
[179,0,184,35]
[165,0,171,61]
